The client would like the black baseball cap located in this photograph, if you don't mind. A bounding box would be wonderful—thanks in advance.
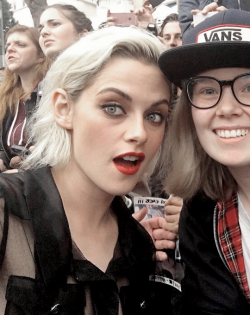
[158,9,250,87]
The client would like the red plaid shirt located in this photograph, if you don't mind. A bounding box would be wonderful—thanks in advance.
[217,194,250,301]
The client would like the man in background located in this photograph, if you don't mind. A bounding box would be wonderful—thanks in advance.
[158,13,182,49]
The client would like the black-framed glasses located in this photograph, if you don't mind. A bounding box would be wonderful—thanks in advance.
[185,72,250,109]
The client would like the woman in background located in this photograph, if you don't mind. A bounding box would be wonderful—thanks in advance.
[39,4,93,61]
[0,24,49,171]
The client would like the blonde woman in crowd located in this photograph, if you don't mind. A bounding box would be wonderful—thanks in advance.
[39,3,177,263]
[0,26,179,314]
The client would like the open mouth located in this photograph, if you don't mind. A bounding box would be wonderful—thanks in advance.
[113,153,145,175]
[114,155,139,166]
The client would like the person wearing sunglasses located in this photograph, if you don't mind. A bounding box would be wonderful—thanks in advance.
[158,9,250,314]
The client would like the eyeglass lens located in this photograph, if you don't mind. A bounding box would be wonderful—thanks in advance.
[187,74,250,109]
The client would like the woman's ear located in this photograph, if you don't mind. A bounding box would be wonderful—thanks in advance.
[53,88,73,130]
[79,29,88,38]
[37,53,45,63]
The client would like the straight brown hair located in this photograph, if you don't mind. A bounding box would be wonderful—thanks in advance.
[0,24,50,121]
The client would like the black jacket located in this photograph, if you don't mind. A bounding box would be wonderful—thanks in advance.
[0,88,40,167]
[179,0,250,35]
[0,167,181,314]
[179,193,250,314]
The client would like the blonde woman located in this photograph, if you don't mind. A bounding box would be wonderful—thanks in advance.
[0,27,177,314]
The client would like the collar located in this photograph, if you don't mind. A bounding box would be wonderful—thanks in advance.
[1,166,154,288]
[24,167,72,288]
[217,193,250,300]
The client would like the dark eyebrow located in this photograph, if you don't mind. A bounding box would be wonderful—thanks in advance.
[98,87,169,107]
[38,19,59,29]
[5,40,25,49]
[97,87,132,102]
[151,99,170,107]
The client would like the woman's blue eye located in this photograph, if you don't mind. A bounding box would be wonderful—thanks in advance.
[101,103,125,116]
[243,85,250,93]
[146,112,163,123]
[203,89,216,95]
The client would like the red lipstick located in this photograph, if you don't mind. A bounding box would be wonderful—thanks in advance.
[113,152,145,175]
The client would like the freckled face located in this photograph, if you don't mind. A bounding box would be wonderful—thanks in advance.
[39,8,78,59]
[191,67,250,171]
[5,32,41,75]
[66,58,171,196]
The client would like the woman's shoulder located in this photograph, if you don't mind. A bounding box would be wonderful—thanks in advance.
[113,196,155,262]
[184,192,216,214]
[180,192,217,251]
[0,167,53,219]
[0,171,29,219]
[180,192,217,237]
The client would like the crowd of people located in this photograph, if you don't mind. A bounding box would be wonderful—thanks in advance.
[0,1,250,314]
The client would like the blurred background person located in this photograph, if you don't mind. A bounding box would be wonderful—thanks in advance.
[0,67,5,85]
[106,0,160,36]
[179,0,250,35]
[156,13,182,107]
[158,13,182,49]
[0,24,49,171]
[39,4,93,61]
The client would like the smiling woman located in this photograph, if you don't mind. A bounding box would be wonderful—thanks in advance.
[0,26,177,314]
[158,8,250,314]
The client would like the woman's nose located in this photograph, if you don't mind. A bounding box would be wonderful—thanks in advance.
[215,86,243,118]
[124,116,148,144]
[40,25,50,37]
[6,44,15,52]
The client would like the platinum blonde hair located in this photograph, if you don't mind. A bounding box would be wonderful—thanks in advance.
[22,27,167,170]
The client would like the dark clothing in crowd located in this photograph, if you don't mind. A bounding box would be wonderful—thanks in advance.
[179,0,250,35]
[179,192,250,314]
[0,166,180,314]
[0,88,40,167]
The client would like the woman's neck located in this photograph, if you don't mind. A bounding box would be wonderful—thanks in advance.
[51,165,119,272]
[229,166,250,216]
[51,165,115,228]
[19,72,38,96]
